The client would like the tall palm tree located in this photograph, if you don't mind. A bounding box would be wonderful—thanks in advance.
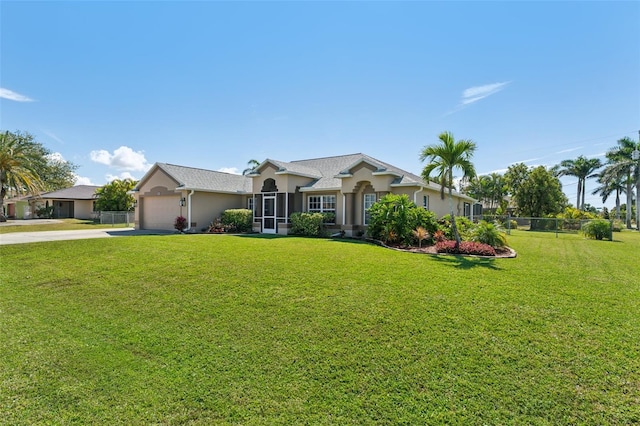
[242,159,261,175]
[592,166,626,220]
[420,131,476,249]
[558,155,602,210]
[606,137,640,229]
[0,131,45,221]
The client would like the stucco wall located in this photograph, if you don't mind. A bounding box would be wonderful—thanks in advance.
[188,192,245,231]
[74,200,95,219]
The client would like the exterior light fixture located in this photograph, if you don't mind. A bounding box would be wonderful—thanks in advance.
[179,198,186,207]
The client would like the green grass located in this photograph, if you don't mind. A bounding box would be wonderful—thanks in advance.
[0,219,130,234]
[1,231,639,424]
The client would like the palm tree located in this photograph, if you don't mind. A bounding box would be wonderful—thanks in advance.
[420,131,476,249]
[242,159,261,175]
[558,155,602,210]
[0,131,45,221]
[606,137,640,229]
[592,166,626,220]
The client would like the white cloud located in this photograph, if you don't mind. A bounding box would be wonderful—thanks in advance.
[0,87,34,102]
[461,81,510,105]
[90,145,151,172]
[217,167,241,175]
[106,172,137,182]
[74,175,94,185]
[46,152,66,163]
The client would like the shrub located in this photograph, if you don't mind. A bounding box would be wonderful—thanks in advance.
[412,226,429,248]
[581,219,612,241]
[438,215,474,240]
[35,205,54,218]
[469,220,507,248]
[435,240,496,256]
[367,194,438,245]
[221,209,253,233]
[174,216,187,232]
[290,212,326,237]
[612,220,623,232]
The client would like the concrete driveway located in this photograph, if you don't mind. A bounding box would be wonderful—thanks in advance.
[0,228,177,245]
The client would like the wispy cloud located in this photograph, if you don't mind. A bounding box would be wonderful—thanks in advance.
[0,87,34,102]
[509,157,543,165]
[461,81,510,105]
[74,175,94,185]
[555,147,583,154]
[42,130,65,144]
[442,81,511,116]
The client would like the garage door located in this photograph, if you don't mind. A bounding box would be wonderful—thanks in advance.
[141,195,181,230]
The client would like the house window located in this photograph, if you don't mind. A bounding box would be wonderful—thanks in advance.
[308,195,336,223]
[247,197,254,212]
[423,195,429,210]
[363,193,376,225]
[464,202,471,218]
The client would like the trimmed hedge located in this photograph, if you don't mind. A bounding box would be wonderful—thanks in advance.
[221,209,253,233]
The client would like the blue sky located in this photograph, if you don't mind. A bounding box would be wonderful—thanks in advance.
[1,1,638,209]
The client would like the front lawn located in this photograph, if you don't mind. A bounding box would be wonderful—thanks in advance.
[1,231,638,424]
[0,219,131,234]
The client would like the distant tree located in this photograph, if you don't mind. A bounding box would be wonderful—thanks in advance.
[605,137,640,229]
[0,131,45,221]
[463,173,507,211]
[557,155,602,210]
[37,152,78,192]
[504,163,530,199]
[420,131,476,249]
[94,178,137,211]
[242,159,260,175]
[511,166,567,218]
[592,166,626,220]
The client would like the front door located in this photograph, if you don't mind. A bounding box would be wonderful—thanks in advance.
[263,194,276,234]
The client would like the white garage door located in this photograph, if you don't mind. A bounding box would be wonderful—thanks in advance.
[141,196,181,230]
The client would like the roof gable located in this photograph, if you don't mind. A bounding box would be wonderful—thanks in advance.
[136,163,252,194]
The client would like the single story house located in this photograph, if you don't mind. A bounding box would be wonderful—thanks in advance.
[2,195,31,219]
[30,185,101,220]
[132,153,477,236]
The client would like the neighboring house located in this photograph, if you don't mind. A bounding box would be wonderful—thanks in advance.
[30,185,101,219]
[133,153,477,235]
[3,196,31,219]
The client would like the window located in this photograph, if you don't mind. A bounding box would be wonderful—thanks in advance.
[423,195,429,210]
[308,195,336,223]
[464,202,471,218]
[247,197,254,212]
[363,193,376,225]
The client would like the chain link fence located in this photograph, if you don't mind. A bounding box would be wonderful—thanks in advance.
[98,211,135,226]
[480,214,615,240]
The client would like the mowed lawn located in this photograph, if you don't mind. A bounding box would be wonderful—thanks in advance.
[1,231,638,424]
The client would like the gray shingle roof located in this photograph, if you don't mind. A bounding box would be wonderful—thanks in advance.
[39,185,101,200]
[156,163,252,193]
[285,153,431,191]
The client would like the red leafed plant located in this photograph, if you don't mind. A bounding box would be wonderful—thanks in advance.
[174,216,188,232]
[435,240,496,256]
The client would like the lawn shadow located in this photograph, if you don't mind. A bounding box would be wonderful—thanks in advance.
[429,254,503,270]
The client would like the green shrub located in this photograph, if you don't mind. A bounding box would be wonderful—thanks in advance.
[35,205,54,219]
[469,220,507,248]
[438,215,474,240]
[221,209,253,233]
[581,219,612,241]
[290,212,326,237]
[612,220,623,232]
[367,194,438,245]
